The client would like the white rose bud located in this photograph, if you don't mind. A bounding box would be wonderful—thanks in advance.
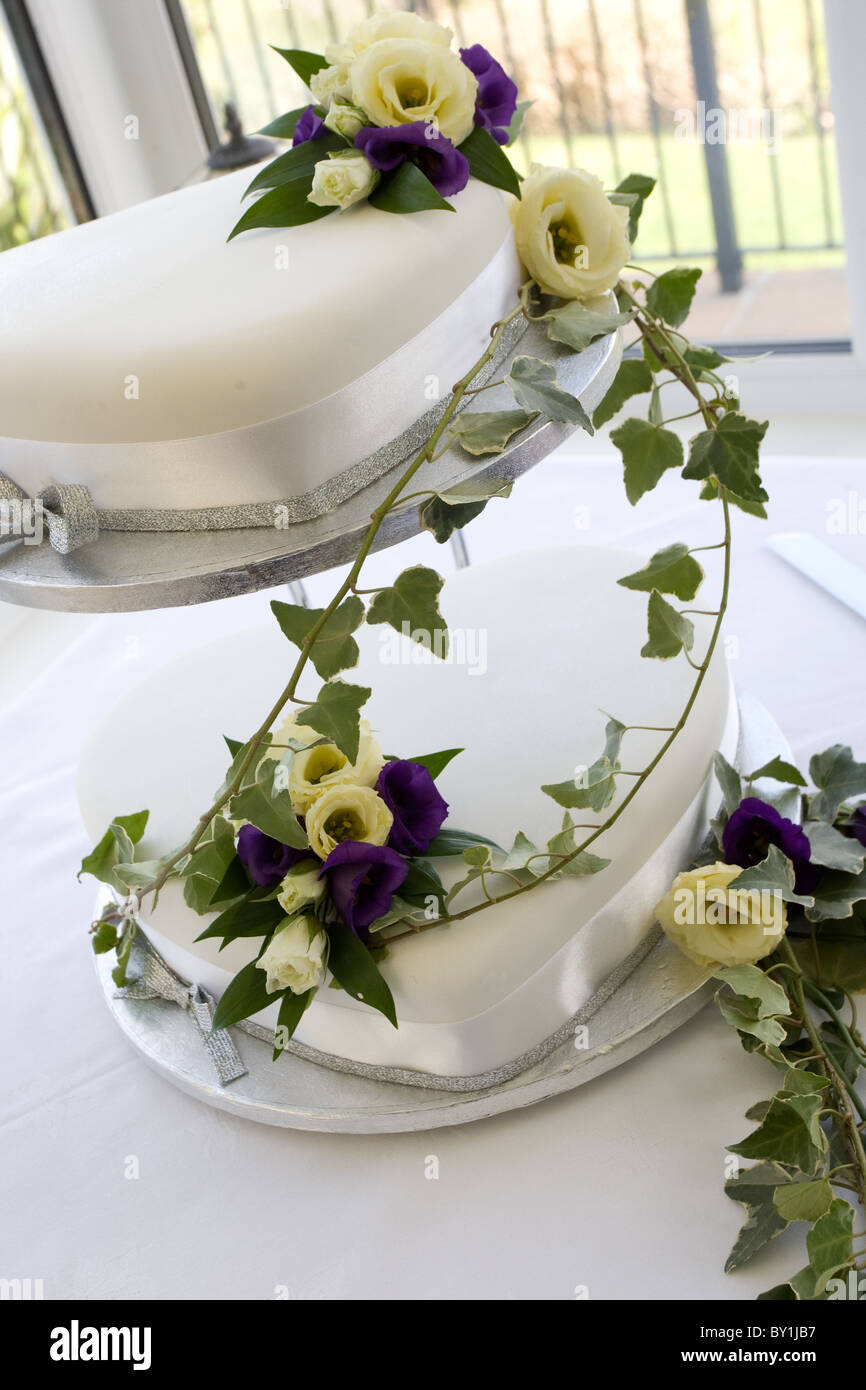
[511,164,632,299]
[267,714,384,815]
[654,862,788,969]
[304,783,393,861]
[277,860,326,916]
[257,916,326,995]
[325,13,453,66]
[309,63,352,106]
[323,100,369,141]
[350,37,478,146]
[308,151,380,211]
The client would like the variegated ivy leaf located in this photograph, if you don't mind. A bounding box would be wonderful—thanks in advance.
[609,417,683,504]
[617,542,704,602]
[714,750,743,816]
[805,1199,856,1295]
[682,412,769,506]
[645,266,702,327]
[545,813,610,877]
[773,1178,834,1225]
[729,844,815,907]
[367,566,448,659]
[614,171,656,242]
[808,744,866,821]
[181,814,239,914]
[505,98,534,145]
[728,1091,827,1173]
[503,831,543,876]
[723,1162,793,1272]
[804,865,866,924]
[228,758,308,848]
[541,717,626,813]
[803,820,865,873]
[541,301,635,354]
[592,358,653,428]
[447,409,536,456]
[270,595,364,680]
[419,477,514,544]
[506,356,594,432]
[746,756,807,787]
[714,963,791,1019]
[297,679,371,763]
[78,810,151,890]
[640,590,694,660]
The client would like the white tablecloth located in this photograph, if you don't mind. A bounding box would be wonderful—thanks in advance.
[2,450,864,1300]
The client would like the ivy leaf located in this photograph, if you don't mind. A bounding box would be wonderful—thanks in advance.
[773,1178,834,1224]
[546,814,610,876]
[682,413,769,504]
[806,1199,855,1295]
[505,98,533,144]
[808,744,866,821]
[195,895,286,948]
[592,358,653,427]
[684,344,731,372]
[211,958,275,1031]
[228,759,308,848]
[614,171,656,242]
[714,750,743,816]
[447,408,536,456]
[270,596,364,680]
[506,356,594,432]
[426,827,502,857]
[728,1092,826,1173]
[646,266,702,327]
[404,748,463,779]
[714,964,791,1018]
[617,542,703,602]
[300,680,371,763]
[747,757,807,787]
[419,477,514,543]
[542,301,635,355]
[729,844,815,907]
[803,820,865,873]
[180,815,238,914]
[327,919,397,1027]
[223,735,244,759]
[270,47,328,86]
[640,590,694,660]
[457,125,521,197]
[370,160,455,213]
[793,919,866,995]
[367,566,448,659]
[228,181,334,240]
[723,1162,792,1271]
[113,810,149,845]
[609,418,683,504]
[272,987,315,1060]
[79,828,122,888]
[244,132,345,196]
[542,717,625,813]
[91,920,119,955]
[805,865,866,924]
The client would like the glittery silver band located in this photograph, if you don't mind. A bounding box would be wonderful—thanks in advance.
[0,316,528,555]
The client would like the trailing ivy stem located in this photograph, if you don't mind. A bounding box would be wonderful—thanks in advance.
[137,292,531,905]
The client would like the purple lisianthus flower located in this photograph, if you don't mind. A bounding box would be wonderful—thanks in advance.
[236,824,307,887]
[722,796,817,893]
[320,842,408,941]
[376,759,449,855]
[847,805,866,847]
[354,122,470,197]
[292,103,326,146]
[460,44,518,145]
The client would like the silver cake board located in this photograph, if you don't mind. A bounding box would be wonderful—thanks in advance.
[91,693,789,1134]
[0,319,620,613]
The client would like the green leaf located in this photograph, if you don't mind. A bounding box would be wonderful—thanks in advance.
[682,413,769,504]
[505,99,533,145]
[195,895,286,947]
[223,735,244,759]
[300,679,371,762]
[806,1199,855,1294]
[640,590,694,660]
[91,921,119,955]
[804,865,866,923]
[257,105,315,139]
[618,542,704,602]
[747,757,807,787]
[425,827,502,857]
[211,958,275,1031]
[244,132,344,195]
[419,477,514,543]
[716,994,788,1048]
[724,1162,792,1271]
[400,858,446,912]
[369,160,454,214]
[714,750,743,816]
[457,125,521,197]
[614,172,656,242]
[780,1067,829,1096]
[729,845,814,907]
[542,301,636,355]
[546,815,610,878]
[592,358,653,427]
[113,810,149,845]
[729,1092,826,1173]
[714,964,791,1019]
[506,356,594,432]
[271,595,364,680]
[447,408,536,456]
[327,919,397,1027]
[684,344,731,371]
[272,987,315,1059]
[228,760,307,849]
[803,820,865,873]
[773,1178,834,1224]
[645,266,702,327]
[809,744,866,821]
[269,47,328,86]
[404,748,463,780]
[819,1020,861,1085]
[541,718,625,813]
[208,855,251,908]
[79,828,121,887]
[367,566,448,658]
[609,418,683,504]
[793,919,866,995]
[228,181,334,240]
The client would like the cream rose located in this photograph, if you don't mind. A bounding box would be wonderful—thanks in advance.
[511,164,632,299]
[257,916,326,995]
[326,13,453,66]
[305,783,393,861]
[308,152,379,211]
[277,860,325,916]
[309,63,353,107]
[350,38,478,146]
[268,714,384,814]
[654,862,787,969]
[323,100,368,141]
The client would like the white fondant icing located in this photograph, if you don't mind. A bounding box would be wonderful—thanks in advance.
[78,545,735,1076]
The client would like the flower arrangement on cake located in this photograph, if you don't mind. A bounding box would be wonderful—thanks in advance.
[78,9,866,1300]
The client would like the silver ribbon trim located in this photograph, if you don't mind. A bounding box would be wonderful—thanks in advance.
[117,937,248,1087]
[0,315,528,556]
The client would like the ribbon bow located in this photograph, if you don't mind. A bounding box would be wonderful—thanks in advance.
[0,471,98,554]
[116,928,248,1087]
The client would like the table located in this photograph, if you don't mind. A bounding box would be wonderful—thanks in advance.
[2,449,864,1300]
